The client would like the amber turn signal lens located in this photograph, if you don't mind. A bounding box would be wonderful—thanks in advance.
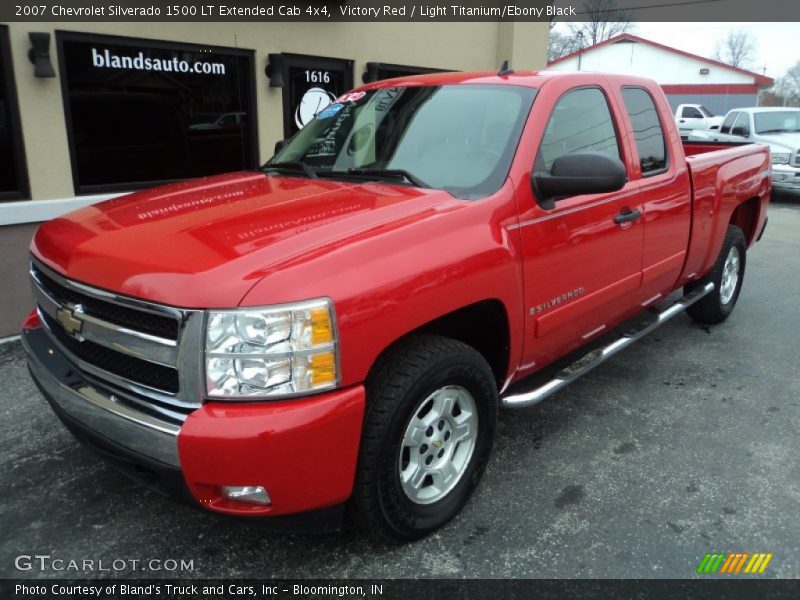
[309,351,336,387]
[310,306,334,345]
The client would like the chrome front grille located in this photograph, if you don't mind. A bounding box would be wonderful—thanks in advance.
[33,266,180,340]
[30,259,204,425]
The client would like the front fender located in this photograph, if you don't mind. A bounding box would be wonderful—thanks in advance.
[240,183,524,388]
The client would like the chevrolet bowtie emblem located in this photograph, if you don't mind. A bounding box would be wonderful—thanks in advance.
[56,306,83,337]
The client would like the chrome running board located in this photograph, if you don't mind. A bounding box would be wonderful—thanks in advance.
[501,282,715,409]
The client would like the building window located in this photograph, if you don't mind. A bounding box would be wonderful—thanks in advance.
[278,53,353,138]
[57,32,257,194]
[621,87,667,175]
[365,62,446,82]
[0,25,29,201]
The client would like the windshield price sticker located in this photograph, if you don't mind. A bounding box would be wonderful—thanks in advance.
[316,103,344,119]
[337,91,366,104]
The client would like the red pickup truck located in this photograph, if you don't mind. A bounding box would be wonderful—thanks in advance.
[23,71,769,540]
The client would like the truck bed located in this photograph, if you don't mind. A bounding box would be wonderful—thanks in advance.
[683,139,754,157]
[681,140,770,284]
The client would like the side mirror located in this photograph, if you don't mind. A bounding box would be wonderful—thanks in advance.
[274,139,287,155]
[532,152,627,210]
[731,125,748,137]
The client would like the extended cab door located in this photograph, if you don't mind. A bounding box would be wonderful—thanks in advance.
[615,85,692,302]
[513,82,644,374]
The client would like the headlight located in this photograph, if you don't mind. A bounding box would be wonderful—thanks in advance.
[771,152,790,165]
[205,298,338,399]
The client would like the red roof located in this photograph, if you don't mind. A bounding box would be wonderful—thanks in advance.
[547,33,774,87]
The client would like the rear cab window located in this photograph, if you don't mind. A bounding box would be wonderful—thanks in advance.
[621,87,667,176]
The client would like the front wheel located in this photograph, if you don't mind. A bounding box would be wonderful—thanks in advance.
[686,224,747,324]
[352,335,498,540]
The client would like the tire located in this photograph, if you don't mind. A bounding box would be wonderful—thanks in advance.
[686,225,747,325]
[352,334,498,540]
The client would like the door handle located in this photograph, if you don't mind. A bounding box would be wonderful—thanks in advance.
[614,208,641,224]
[679,119,685,123]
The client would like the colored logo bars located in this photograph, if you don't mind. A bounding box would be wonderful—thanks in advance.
[697,552,773,574]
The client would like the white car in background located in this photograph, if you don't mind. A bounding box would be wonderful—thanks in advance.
[689,107,800,191]
[674,104,725,139]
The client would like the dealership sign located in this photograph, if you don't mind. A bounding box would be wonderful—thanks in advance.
[90,47,226,75]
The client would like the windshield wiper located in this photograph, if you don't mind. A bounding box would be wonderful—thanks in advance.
[346,168,430,188]
[263,161,318,179]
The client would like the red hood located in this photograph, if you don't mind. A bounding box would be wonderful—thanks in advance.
[32,172,462,307]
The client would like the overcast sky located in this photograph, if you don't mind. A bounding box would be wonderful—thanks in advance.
[549,0,798,79]
[553,21,799,80]
[632,22,800,79]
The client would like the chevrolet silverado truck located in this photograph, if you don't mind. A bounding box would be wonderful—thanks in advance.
[23,70,770,540]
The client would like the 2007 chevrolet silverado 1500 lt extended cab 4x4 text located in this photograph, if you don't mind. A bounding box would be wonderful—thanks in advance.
[22,70,770,540]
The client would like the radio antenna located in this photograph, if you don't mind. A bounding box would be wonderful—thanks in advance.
[498,60,514,77]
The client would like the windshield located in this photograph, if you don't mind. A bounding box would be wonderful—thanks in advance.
[753,111,800,134]
[268,84,537,199]
[698,105,713,117]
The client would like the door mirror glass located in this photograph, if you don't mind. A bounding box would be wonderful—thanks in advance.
[731,125,749,137]
[532,152,627,209]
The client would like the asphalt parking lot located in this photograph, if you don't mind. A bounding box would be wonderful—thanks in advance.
[1,197,798,580]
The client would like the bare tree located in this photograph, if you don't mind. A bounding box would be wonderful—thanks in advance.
[548,27,580,62]
[781,61,800,96]
[567,0,634,47]
[712,29,756,69]
[547,0,633,63]
[770,61,800,106]
[758,60,800,107]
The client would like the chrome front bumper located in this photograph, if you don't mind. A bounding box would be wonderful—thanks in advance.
[771,165,800,189]
[23,325,182,468]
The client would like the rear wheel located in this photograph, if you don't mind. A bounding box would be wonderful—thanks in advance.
[352,335,497,540]
[686,225,747,324]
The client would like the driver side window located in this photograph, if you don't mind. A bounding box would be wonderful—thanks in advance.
[720,111,739,134]
[682,107,703,119]
[536,87,620,174]
[731,112,750,137]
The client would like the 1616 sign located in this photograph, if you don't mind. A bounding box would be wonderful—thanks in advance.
[281,54,354,138]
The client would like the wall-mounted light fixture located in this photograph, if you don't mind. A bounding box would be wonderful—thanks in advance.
[27,32,56,78]
[362,62,379,83]
[265,53,285,87]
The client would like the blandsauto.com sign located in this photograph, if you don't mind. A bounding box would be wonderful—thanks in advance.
[91,47,227,75]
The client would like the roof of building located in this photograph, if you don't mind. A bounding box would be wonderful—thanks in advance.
[548,33,774,87]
